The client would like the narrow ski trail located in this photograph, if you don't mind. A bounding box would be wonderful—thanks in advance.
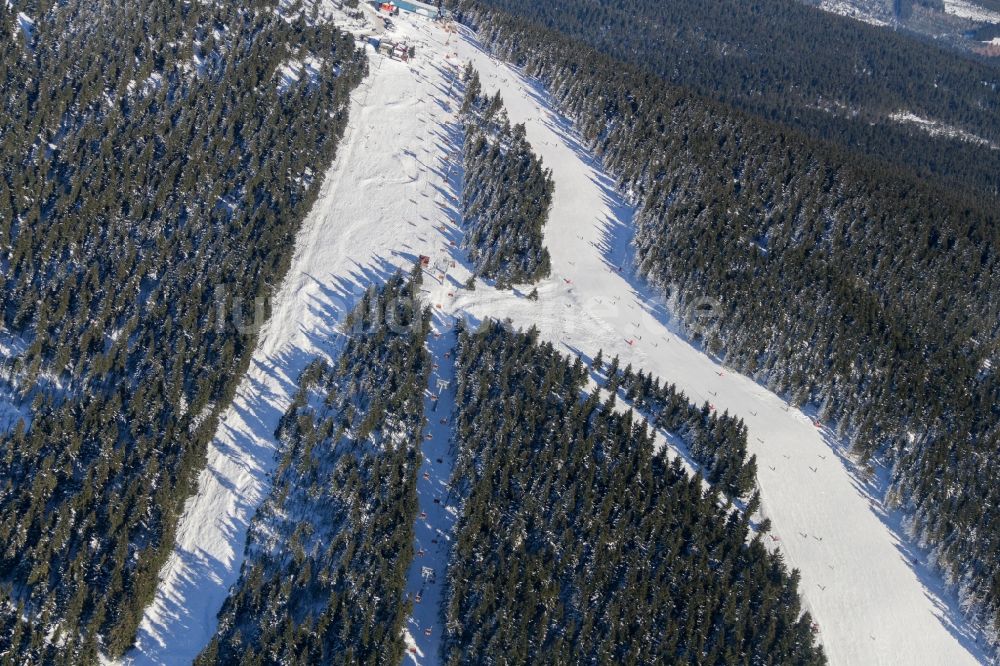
[402,310,460,664]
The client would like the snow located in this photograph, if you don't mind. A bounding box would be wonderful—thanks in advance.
[0,394,24,434]
[127,11,990,666]
[945,0,1000,22]
[402,311,460,663]
[276,56,323,93]
[0,331,26,360]
[124,45,454,665]
[0,332,29,434]
[889,111,998,148]
[817,0,1000,26]
[446,32,988,665]
[816,0,1000,37]
[816,0,892,27]
[15,11,33,42]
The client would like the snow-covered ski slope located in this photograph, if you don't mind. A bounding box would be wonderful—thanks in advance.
[125,42,469,664]
[128,11,988,666]
[402,311,460,663]
[446,29,987,666]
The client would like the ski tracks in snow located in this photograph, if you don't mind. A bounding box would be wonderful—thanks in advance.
[446,25,988,666]
[127,13,988,666]
[125,32,464,666]
[402,311,460,664]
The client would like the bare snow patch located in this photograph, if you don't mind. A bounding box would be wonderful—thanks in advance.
[278,0,343,25]
[889,111,998,148]
[15,11,34,42]
[945,0,1000,22]
[277,56,324,93]
[0,394,26,434]
[0,330,27,360]
[816,0,892,27]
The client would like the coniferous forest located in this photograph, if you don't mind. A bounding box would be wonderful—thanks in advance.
[456,0,1000,641]
[0,1,366,660]
[189,283,820,664]
[198,275,431,665]
[598,353,758,501]
[456,0,1000,198]
[443,321,825,664]
[460,66,553,286]
[0,0,996,660]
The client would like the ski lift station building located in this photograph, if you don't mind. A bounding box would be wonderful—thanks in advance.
[377,0,443,18]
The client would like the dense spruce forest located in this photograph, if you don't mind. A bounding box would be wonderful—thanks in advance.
[444,321,825,664]
[460,66,553,286]
[455,1,1000,645]
[593,351,757,501]
[0,0,366,659]
[198,275,431,665]
[457,0,1000,198]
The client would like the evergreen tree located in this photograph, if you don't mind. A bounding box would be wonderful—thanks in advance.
[459,71,553,285]
[199,275,431,665]
[0,1,369,658]
[443,321,825,665]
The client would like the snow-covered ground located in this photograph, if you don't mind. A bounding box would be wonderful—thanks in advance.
[945,0,1000,23]
[447,29,988,665]
[128,10,990,665]
[889,110,998,148]
[0,332,29,434]
[815,0,1000,25]
[15,11,34,42]
[0,395,23,434]
[402,310,460,663]
[276,56,323,92]
[816,0,892,27]
[124,37,467,664]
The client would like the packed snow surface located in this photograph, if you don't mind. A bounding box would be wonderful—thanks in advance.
[128,11,989,666]
[15,11,33,41]
[401,311,460,663]
[0,333,30,434]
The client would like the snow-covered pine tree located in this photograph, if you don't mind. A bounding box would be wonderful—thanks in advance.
[199,274,431,665]
[459,71,553,285]
[442,321,824,664]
